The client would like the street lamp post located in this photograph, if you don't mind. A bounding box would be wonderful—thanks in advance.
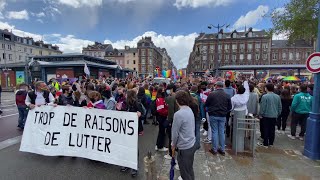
[303,2,320,160]
[208,23,230,77]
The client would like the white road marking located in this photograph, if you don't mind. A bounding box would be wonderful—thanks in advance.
[0,113,19,118]
[1,108,16,112]
[0,104,16,108]
[0,136,22,150]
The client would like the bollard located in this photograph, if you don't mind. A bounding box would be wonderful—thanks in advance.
[144,151,157,180]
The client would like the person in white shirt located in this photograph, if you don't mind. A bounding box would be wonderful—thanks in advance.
[25,81,56,109]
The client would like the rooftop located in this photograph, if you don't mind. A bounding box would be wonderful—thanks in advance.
[271,40,313,48]
[196,28,268,41]
[33,53,117,65]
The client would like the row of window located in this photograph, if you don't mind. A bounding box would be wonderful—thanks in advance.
[140,49,153,56]
[200,43,269,52]
[140,57,153,64]
[1,44,12,50]
[202,53,268,61]
[0,53,20,61]
[272,52,311,60]
[1,44,53,56]
[126,60,136,64]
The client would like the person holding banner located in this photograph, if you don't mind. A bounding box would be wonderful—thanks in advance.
[15,83,29,130]
[25,81,56,109]
[120,89,142,177]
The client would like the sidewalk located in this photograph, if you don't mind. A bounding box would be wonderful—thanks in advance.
[156,129,320,180]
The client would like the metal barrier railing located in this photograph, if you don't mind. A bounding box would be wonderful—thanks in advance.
[234,118,259,156]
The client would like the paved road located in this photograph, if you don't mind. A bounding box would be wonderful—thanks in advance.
[0,92,22,142]
[0,92,163,180]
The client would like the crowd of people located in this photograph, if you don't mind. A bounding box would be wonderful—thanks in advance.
[14,75,314,180]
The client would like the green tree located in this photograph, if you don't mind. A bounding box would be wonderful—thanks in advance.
[271,0,319,42]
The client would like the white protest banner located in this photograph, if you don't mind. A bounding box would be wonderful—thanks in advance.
[20,105,138,170]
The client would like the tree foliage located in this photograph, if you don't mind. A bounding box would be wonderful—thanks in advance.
[271,0,319,42]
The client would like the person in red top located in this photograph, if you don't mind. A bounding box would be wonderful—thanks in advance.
[155,87,169,152]
[15,83,29,130]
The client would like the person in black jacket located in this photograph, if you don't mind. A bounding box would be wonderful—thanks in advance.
[58,86,74,106]
[205,81,232,156]
[137,87,148,124]
[277,89,292,134]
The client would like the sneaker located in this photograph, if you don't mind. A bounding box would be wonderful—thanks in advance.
[131,169,138,177]
[178,176,183,180]
[218,149,226,156]
[288,135,296,140]
[209,149,218,155]
[257,142,268,148]
[120,167,129,172]
[269,145,274,148]
[202,138,211,144]
[175,164,180,171]
[158,147,168,152]
[164,154,172,160]
[203,131,208,136]
[299,137,304,141]
[155,146,158,151]
[281,130,286,135]
[276,130,280,134]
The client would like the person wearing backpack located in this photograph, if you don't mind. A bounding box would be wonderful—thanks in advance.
[155,87,169,152]
[190,85,203,150]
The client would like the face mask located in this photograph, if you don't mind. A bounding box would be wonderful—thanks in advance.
[166,90,171,95]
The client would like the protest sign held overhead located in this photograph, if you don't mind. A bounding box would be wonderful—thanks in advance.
[20,106,139,170]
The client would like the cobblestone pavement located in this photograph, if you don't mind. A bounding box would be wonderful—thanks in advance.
[157,128,320,180]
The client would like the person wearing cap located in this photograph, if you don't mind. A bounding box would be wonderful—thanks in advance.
[205,81,232,156]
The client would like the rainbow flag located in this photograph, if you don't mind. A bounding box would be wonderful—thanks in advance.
[145,89,152,104]
[161,70,172,78]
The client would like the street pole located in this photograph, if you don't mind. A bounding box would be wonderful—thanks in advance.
[303,2,320,160]
[216,24,220,77]
[208,23,229,77]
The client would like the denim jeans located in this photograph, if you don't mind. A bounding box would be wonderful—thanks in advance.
[18,106,28,128]
[209,116,226,152]
[194,119,201,149]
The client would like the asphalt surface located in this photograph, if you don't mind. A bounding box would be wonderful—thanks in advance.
[0,92,161,180]
[0,92,22,142]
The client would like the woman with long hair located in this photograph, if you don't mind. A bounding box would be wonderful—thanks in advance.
[277,89,292,134]
[120,89,142,177]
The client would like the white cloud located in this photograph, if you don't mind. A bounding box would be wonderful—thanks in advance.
[32,12,45,18]
[55,35,93,53]
[0,20,93,52]
[272,32,288,40]
[104,31,198,69]
[233,5,269,29]
[0,21,196,68]
[57,0,103,8]
[0,21,42,40]
[6,9,29,20]
[272,7,286,18]
[174,0,232,9]
[0,0,6,19]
